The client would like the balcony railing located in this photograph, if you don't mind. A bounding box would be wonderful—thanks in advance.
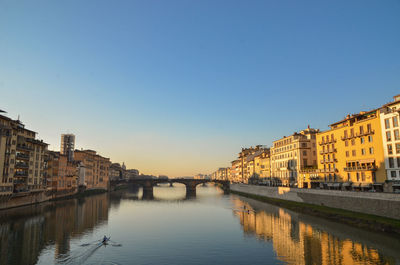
[13,179,26,184]
[318,139,337,145]
[16,144,33,151]
[356,130,375,137]
[15,163,29,169]
[15,171,28,177]
[343,165,377,172]
[16,153,30,160]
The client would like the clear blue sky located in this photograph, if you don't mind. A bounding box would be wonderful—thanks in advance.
[1,0,399,177]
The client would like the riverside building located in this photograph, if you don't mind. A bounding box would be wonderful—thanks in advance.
[74,149,110,190]
[314,109,385,191]
[271,127,319,187]
[0,111,48,195]
[379,94,400,192]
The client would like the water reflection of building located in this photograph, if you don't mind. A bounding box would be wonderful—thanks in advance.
[232,199,395,265]
[0,193,109,265]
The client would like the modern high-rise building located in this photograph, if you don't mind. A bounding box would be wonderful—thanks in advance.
[60,134,75,161]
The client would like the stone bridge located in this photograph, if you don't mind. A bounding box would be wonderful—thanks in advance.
[124,178,230,199]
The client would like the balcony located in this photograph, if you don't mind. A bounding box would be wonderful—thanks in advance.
[341,134,356,141]
[320,168,338,173]
[16,144,33,151]
[15,163,29,169]
[343,165,377,172]
[13,179,26,184]
[16,153,30,160]
[15,171,28,177]
[356,130,375,137]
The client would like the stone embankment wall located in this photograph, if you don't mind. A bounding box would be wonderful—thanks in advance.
[231,184,400,220]
[0,192,50,210]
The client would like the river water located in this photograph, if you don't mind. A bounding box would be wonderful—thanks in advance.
[1,184,400,265]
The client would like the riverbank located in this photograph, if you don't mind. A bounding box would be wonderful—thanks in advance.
[0,188,108,210]
[231,184,400,235]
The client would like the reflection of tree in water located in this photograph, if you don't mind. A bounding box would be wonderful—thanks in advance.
[230,197,397,265]
[0,193,109,265]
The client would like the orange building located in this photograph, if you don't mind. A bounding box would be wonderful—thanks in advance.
[74,149,110,190]
[44,151,78,196]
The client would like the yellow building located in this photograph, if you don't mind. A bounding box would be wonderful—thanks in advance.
[236,145,268,183]
[314,109,385,191]
[0,111,48,195]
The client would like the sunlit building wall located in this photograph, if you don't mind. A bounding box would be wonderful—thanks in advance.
[271,127,319,187]
[379,94,400,192]
[315,109,385,190]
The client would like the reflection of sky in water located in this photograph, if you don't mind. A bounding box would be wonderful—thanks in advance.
[1,185,400,265]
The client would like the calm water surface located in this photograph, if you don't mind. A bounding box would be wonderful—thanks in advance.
[1,184,400,265]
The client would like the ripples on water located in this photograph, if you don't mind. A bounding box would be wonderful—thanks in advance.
[0,184,399,265]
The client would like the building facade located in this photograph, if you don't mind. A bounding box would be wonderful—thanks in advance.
[44,150,78,196]
[271,127,319,187]
[314,109,386,191]
[0,112,48,195]
[74,149,110,190]
[379,94,400,192]
[60,134,75,162]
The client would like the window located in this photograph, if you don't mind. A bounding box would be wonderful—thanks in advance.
[389,157,394,168]
[359,126,364,134]
[388,144,393,155]
[395,129,400,140]
[368,135,373,142]
[351,139,355,146]
[346,151,349,157]
[347,173,351,181]
[367,124,372,132]
[361,148,366,155]
[393,116,399,127]
[386,131,392,141]
[303,151,307,156]
[391,171,397,178]
[356,172,360,182]
[397,143,400,154]
[361,172,365,181]
[385,118,391,129]
[360,137,365,144]
[397,157,400,168]
[369,147,374,154]
[345,140,349,147]
[303,159,307,166]
[344,130,348,138]
[352,150,356,156]
[350,128,354,137]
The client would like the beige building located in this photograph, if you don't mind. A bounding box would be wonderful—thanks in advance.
[0,111,48,195]
[237,145,268,183]
[74,149,110,190]
[271,127,319,186]
[379,94,400,192]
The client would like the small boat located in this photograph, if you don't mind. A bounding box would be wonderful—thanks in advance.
[99,237,111,246]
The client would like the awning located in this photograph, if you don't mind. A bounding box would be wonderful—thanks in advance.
[360,183,372,188]
[327,183,334,187]
[392,184,400,187]
[342,182,352,187]
[358,159,375,164]
[333,183,341,187]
